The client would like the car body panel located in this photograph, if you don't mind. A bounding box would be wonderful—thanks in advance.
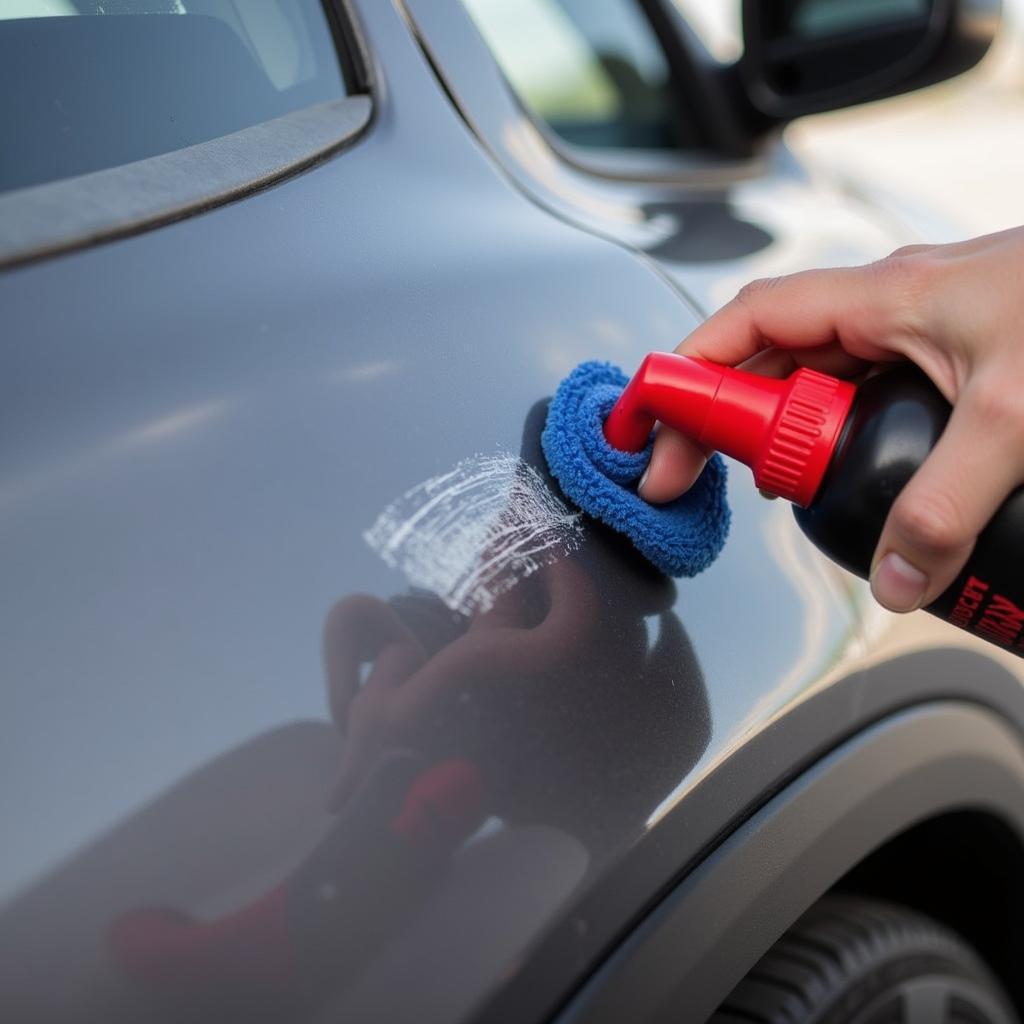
[1,2,1021,1023]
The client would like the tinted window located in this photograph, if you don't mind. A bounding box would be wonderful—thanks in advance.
[462,0,692,151]
[0,1,348,194]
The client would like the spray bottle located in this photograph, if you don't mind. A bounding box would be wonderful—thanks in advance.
[603,352,1024,657]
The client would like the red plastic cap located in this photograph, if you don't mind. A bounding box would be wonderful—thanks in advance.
[602,352,856,508]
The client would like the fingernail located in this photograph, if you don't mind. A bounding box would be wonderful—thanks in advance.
[870,552,928,612]
[638,466,650,496]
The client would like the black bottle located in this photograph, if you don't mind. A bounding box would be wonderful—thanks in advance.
[794,366,1024,654]
[604,352,1024,656]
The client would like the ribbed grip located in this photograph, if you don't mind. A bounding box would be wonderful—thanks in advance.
[754,368,853,506]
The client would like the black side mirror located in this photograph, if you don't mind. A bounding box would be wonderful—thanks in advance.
[740,0,1000,124]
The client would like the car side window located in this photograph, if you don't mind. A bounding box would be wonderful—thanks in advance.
[0,0,351,193]
[461,0,699,151]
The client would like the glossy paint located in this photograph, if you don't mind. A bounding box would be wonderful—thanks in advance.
[1,2,1020,1023]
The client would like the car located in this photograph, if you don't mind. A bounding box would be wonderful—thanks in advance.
[2,1,1022,1023]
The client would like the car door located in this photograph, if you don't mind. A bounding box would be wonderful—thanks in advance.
[0,3,998,1024]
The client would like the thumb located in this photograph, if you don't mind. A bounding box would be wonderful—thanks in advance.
[870,381,1023,612]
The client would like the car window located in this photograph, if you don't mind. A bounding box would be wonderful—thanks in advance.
[0,0,349,193]
[461,0,697,151]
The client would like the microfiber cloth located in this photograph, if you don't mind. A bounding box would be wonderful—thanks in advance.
[541,360,730,577]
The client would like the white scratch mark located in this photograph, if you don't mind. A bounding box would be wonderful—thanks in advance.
[363,453,583,615]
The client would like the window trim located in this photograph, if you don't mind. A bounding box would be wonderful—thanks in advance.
[0,96,371,271]
[522,121,766,188]
[0,0,374,271]
[325,0,374,96]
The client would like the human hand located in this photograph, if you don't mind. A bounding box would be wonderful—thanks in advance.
[638,228,1024,613]
[323,557,598,808]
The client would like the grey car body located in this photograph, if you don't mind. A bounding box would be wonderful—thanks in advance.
[2,2,1024,1023]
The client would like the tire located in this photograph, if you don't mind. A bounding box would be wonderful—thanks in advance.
[710,893,1019,1024]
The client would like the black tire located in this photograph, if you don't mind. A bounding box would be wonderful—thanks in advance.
[710,893,1019,1024]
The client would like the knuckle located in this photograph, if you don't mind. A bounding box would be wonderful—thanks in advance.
[888,243,931,259]
[967,376,1024,435]
[873,251,937,294]
[891,490,969,554]
[869,253,941,339]
[735,277,781,306]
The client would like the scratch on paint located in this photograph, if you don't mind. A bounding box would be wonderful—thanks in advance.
[364,453,583,615]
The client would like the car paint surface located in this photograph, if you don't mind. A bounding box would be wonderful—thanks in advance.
[1,3,1020,1023]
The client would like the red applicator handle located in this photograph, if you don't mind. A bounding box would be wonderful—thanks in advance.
[603,352,855,507]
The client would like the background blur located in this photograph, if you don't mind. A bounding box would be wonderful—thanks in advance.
[679,0,1024,238]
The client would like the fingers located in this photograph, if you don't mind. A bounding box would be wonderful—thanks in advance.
[638,427,708,503]
[638,243,967,504]
[870,376,1024,612]
[330,641,425,808]
[322,595,418,729]
[676,265,895,366]
[638,261,918,503]
[395,557,599,721]
[639,342,867,503]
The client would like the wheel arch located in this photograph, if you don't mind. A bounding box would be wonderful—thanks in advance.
[557,700,1024,1024]
[838,807,1024,1018]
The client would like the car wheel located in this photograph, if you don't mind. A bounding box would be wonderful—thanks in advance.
[711,893,1018,1023]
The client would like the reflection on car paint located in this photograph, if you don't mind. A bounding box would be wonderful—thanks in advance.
[108,755,485,1021]
[0,404,711,1020]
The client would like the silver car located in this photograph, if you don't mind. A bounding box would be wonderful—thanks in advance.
[2,2,1021,1022]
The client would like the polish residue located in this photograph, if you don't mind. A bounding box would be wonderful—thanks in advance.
[364,453,584,615]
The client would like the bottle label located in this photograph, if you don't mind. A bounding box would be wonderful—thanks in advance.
[947,575,1024,651]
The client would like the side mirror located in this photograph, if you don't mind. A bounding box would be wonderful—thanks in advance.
[739,0,1000,124]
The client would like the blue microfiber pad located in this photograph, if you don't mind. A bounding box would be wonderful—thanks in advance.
[541,360,730,577]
